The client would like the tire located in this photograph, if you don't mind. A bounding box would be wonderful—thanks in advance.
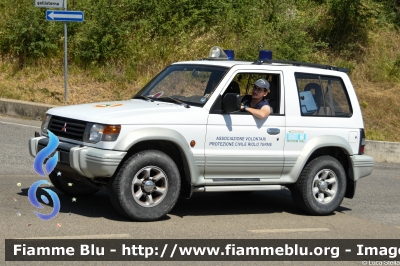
[49,171,99,196]
[109,150,181,221]
[291,156,346,215]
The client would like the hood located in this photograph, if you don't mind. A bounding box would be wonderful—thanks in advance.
[46,99,207,125]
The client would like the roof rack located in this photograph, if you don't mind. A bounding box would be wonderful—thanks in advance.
[253,59,349,73]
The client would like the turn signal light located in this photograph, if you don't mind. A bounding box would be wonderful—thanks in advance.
[103,125,121,134]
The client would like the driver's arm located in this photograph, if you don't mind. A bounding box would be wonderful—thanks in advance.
[242,105,271,119]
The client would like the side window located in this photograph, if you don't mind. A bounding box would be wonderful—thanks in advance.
[212,73,281,114]
[295,73,352,117]
[320,77,352,116]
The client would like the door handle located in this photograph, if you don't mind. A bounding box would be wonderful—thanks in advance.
[267,128,280,135]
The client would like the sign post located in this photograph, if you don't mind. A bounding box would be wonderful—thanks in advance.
[64,2,68,102]
[37,0,84,102]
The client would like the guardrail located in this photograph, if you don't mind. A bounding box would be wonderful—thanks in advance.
[0,98,57,121]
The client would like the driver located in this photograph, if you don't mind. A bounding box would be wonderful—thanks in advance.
[240,79,271,119]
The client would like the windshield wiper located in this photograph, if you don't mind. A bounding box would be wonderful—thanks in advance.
[160,97,190,108]
[133,95,154,102]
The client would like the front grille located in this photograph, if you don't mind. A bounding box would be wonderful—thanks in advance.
[48,116,87,141]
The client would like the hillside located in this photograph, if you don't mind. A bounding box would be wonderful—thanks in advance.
[0,0,399,141]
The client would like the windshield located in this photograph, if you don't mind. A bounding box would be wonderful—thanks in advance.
[134,64,229,106]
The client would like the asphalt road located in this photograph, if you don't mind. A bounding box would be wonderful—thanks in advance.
[1,114,400,266]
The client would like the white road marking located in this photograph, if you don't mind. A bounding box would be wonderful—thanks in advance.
[0,120,40,129]
[18,234,130,239]
[248,228,330,233]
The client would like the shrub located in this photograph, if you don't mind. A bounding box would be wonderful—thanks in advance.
[320,0,373,58]
[0,0,62,67]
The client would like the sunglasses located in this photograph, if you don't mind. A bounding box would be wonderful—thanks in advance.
[252,85,265,92]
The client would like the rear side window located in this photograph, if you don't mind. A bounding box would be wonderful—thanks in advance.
[295,73,352,117]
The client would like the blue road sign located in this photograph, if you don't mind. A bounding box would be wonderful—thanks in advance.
[46,10,84,22]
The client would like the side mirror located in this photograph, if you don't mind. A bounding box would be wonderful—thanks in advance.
[222,93,241,113]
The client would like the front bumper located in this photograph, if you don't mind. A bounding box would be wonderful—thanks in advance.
[350,154,375,181]
[29,136,127,178]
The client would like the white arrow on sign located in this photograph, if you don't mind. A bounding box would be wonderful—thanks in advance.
[48,12,83,20]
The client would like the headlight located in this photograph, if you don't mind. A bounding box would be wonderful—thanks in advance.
[83,123,121,143]
[41,115,51,135]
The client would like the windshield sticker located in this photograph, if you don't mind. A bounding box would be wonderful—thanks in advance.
[93,103,123,108]
[209,136,272,147]
[152,91,164,98]
[200,94,211,103]
[286,131,306,143]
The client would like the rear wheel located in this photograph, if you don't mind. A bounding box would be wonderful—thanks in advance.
[291,156,346,215]
[109,150,181,221]
[49,171,99,196]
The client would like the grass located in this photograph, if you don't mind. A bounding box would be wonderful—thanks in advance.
[0,30,400,142]
[349,28,400,142]
[0,58,138,104]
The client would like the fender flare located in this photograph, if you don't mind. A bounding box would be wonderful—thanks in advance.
[114,127,198,183]
[285,135,353,182]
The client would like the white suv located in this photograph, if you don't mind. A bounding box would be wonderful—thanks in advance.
[29,47,374,221]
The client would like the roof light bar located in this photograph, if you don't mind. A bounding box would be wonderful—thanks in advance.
[258,50,273,60]
[208,46,228,60]
[223,50,235,60]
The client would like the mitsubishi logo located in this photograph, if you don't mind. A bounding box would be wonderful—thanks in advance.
[61,123,67,132]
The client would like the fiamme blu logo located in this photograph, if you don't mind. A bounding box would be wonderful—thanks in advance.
[28,130,61,220]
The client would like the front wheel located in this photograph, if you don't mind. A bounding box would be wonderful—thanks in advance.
[291,156,346,215]
[109,150,181,221]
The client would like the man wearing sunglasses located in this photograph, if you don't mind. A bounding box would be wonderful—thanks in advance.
[240,78,271,119]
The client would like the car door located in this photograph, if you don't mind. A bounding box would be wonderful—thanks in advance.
[204,71,285,182]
